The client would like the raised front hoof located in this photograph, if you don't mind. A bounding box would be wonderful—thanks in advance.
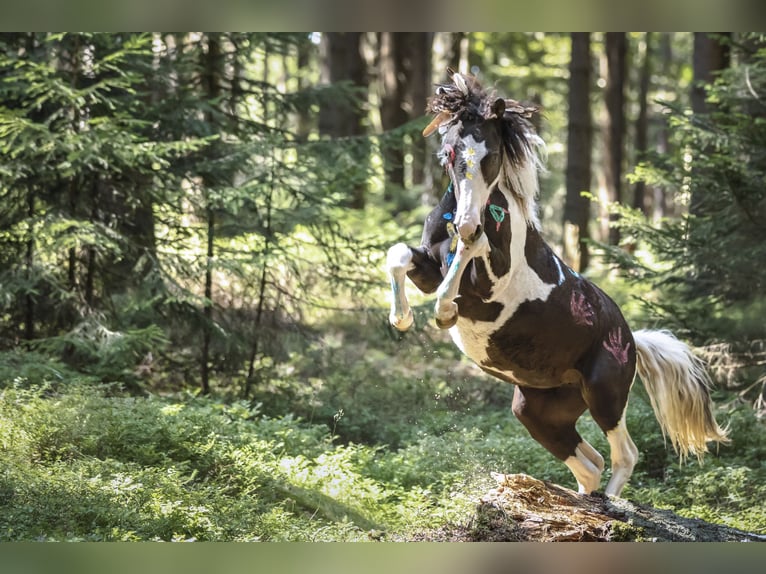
[389,309,414,332]
[434,313,458,330]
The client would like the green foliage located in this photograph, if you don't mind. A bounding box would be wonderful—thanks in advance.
[621,399,766,532]
[0,32,379,393]
[0,349,87,392]
[605,35,766,346]
[0,379,475,541]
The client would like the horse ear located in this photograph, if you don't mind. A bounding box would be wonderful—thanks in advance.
[492,98,506,119]
[505,98,540,119]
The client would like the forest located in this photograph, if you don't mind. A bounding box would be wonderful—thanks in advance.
[0,32,765,542]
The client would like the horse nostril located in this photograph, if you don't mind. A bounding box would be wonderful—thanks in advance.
[457,225,483,245]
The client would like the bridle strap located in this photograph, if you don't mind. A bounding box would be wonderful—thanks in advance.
[441,144,460,199]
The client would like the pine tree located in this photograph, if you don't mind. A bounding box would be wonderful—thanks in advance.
[608,34,766,344]
[1,33,376,394]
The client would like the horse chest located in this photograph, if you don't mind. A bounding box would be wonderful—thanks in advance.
[449,263,556,374]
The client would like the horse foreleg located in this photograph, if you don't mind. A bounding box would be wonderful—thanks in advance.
[386,243,415,331]
[434,233,489,329]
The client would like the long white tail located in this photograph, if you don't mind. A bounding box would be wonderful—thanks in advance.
[633,329,730,461]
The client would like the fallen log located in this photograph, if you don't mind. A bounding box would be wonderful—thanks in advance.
[409,473,766,542]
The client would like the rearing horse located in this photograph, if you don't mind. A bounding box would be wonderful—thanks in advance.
[386,70,729,497]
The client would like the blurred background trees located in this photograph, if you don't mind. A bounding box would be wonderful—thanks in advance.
[1,32,764,408]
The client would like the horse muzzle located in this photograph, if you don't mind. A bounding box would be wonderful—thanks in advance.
[456,214,483,245]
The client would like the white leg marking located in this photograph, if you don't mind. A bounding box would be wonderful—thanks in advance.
[386,243,414,331]
[434,233,489,325]
[564,440,604,494]
[604,418,639,497]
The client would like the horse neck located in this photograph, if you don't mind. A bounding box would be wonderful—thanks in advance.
[478,184,537,294]
[507,195,536,277]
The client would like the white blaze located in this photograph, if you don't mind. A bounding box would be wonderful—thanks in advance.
[454,135,489,241]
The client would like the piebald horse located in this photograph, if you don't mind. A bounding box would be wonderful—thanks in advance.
[386,70,728,497]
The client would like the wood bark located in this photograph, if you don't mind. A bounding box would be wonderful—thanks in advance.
[652,33,674,220]
[604,33,627,246]
[24,187,35,340]
[379,33,435,207]
[406,473,766,542]
[563,33,592,272]
[690,32,731,216]
[200,33,223,395]
[407,33,434,189]
[633,33,652,216]
[379,33,410,193]
[319,32,367,209]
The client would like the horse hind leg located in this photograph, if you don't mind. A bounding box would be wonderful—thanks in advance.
[565,439,605,495]
[582,366,639,497]
[386,243,415,331]
[603,417,639,497]
[512,386,604,495]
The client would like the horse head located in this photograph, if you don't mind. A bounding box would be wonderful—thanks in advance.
[424,69,545,243]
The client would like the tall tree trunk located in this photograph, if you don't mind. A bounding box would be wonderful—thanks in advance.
[407,33,434,189]
[633,33,652,216]
[84,178,98,308]
[201,205,214,395]
[295,38,313,141]
[245,161,272,398]
[652,33,673,221]
[319,32,367,209]
[690,32,731,215]
[66,34,82,296]
[245,44,275,398]
[24,189,35,340]
[604,33,627,246]
[380,33,435,198]
[67,177,78,291]
[691,33,731,116]
[452,33,469,75]
[563,33,593,272]
[379,33,409,194]
[689,33,731,297]
[200,33,223,395]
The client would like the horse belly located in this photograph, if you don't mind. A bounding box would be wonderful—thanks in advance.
[449,309,590,389]
[450,321,572,388]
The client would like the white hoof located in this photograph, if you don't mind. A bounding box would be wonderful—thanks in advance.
[434,301,458,330]
[390,308,414,331]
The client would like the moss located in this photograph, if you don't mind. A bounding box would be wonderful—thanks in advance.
[608,519,645,542]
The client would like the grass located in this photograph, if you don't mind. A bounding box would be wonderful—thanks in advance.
[0,378,498,541]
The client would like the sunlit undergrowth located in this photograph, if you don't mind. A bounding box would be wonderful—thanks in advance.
[2,321,765,541]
